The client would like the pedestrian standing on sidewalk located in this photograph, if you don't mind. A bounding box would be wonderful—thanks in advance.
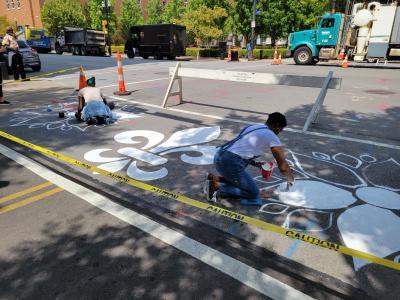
[0,43,10,105]
[204,112,294,205]
[246,42,252,60]
[2,27,26,81]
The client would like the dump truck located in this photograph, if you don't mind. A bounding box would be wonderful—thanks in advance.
[55,27,106,56]
[124,24,186,60]
[287,1,400,64]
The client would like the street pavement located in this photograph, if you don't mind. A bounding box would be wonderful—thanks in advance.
[1,53,399,299]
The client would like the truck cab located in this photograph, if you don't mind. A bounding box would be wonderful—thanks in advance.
[287,13,344,65]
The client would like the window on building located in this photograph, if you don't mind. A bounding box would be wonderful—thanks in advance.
[10,0,15,9]
[6,0,10,9]
[16,0,20,8]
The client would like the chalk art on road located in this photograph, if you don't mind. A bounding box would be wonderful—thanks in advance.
[84,127,221,181]
[257,150,400,271]
[9,102,144,132]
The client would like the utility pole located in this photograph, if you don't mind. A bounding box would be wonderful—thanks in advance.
[103,0,112,56]
[251,0,256,50]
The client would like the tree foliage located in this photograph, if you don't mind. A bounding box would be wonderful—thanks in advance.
[232,0,335,46]
[147,0,164,24]
[0,16,15,37]
[161,0,185,24]
[177,5,227,46]
[41,0,86,35]
[86,0,117,33]
[231,0,253,43]
[119,0,143,38]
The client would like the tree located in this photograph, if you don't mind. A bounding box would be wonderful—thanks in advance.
[0,16,15,36]
[177,5,227,46]
[41,0,86,35]
[119,0,143,39]
[147,0,163,24]
[231,0,253,43]
[86,0,117,33]
[161,0,185,24]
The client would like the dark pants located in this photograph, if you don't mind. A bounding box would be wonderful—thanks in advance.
[0,69,3,98]
[11,52,26,80]
[214,149,260,200]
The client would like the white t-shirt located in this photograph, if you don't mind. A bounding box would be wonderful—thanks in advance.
[2,34,19,50]
[78,87,104,103]
[227,124,282,159]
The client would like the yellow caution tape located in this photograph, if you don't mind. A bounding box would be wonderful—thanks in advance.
[0,130,399,271]
[0,67,79,86]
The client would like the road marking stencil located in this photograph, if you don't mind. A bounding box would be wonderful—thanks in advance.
[0,130,399,270]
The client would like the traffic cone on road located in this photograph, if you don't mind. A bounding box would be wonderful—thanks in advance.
[278,53,282,65]
[341,54,349,68]
[272,47,278,65]
[76,65,86,91]
[338,48,345,60]
[114,50,131,96]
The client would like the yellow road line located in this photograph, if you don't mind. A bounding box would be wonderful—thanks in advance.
[0,67,79,86]
[0,187,63,214]
[0,130,399,271]
[0,181,53,204]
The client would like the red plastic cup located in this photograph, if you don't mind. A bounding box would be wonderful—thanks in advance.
[261,162,274,179]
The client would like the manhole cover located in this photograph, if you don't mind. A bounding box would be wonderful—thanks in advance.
[364,89,396,95]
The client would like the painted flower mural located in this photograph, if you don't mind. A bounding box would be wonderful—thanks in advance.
[84,127,221,181]
[258,150,400,271]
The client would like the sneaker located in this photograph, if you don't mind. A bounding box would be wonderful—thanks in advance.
[204,179,218,202]
[87,117,97,125]
[210,191,218,203]
[0,100,10,105]
[96,116,106,125]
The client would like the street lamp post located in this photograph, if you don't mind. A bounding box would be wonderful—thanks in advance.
[103,0,112,56]
[251,0,256,50]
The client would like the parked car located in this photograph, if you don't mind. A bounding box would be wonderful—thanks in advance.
[0,39,41,72]
[17,40,41,71]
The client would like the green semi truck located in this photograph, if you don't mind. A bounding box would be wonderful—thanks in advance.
[287,1,400,64]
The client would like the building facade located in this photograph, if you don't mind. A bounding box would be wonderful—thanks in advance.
[0,0,44,28]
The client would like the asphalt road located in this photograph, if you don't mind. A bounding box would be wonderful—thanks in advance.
[1,53,399,299]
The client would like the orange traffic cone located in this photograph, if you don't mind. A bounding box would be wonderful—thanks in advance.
[76,65,86,91]
[338,48,345,60]
[114,50,131,96]
[278,54,282,65]
[272,47,278,65]
[341,54,349,68]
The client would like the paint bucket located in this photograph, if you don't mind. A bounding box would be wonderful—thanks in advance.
[260,162,274,179]
[58,111,65,118]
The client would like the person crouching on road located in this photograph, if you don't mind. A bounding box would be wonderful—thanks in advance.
[2,27,26,81]
[204,112,294,205]
[76,77,112,125]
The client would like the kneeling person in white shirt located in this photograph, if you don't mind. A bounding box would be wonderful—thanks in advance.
[205,112,294,205]
[76,77,112,125]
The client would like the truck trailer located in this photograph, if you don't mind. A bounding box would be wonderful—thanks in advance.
[124,24,186,60]
[287,1,400,64]
[55,27,106,56]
